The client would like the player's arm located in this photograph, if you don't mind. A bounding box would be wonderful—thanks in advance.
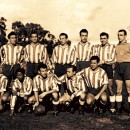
[24,78,33,96]
[94,84,107,100]
[39,89,56,99]
[33,78,39,108]
[40,77,59,98]
[95,73,108,100]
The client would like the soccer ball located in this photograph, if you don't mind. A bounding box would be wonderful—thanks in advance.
[34,105,46,116]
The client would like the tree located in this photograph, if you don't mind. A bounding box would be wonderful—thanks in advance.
[0,17,7,47]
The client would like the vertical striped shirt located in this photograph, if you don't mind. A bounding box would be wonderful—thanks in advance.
[79,67,108,89]
[24,43,50,64]
[51,44,76,65]
[0,74,8,92]
[11,76,32,109]
[33,74,59,92]
[76,42,95,61]
[12,76,33,96]
[1,43,24,65]
[95,43,116,64]
[58,74,86,95]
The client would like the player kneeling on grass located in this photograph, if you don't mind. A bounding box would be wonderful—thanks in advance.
[10,68,33,116]
[28,64,59,116]
[59,65,86,116]
[79,56,109,114]
[0,65,8,111]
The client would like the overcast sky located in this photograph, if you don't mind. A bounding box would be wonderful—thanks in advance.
[1,0,130,43]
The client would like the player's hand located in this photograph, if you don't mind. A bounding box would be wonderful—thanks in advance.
[48,64,53,70]
[70,94,75,101]
[19,93,25,97]
[94,94,100,100]
[17,92,20,96]
[33,102,39,110]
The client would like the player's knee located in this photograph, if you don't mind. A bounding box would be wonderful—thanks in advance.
[2,95,8,102]
[59,98,63,104]
[86,97,93,105]
[80,92,86,100]
[52,92,58,99]
[0,104,3,111]
[101,93,107,102]
[28,97,33,104]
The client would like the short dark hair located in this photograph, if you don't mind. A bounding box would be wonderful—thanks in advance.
[67,65,77,72]
[100,32,109,38]
[90,56,100,63]
[38,64,47,71]
[8,31,16,39]
[15,68,25,75]
[118,29,127,35]
[59,33,68,39]
[79,29,88,36]
[30,31,38,38]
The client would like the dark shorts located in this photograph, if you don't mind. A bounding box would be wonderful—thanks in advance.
[76,61,90,72]
[54,63,70,77]
[26,62,42,79]
[87,87,102,95]
[100,64,113,79]
[2,64,20,81]
[114,62,130,80]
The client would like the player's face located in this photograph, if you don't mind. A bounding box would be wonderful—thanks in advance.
[90,60,98,70]
[59,35,67,45]
[39,68,47,78]
[16,72,24,81]
[67,68,75,78]
[30,34,38,43]
[100,35,108,45]
[10,35,17,45]
[80,32,88,43]
[118,31,126,42]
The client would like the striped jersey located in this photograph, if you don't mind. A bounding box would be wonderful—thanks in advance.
[58,74,86,95]
[76,42,95,61]
[79,67,108,89]
[115,41,130,62]
[11,76,32,109]
[51,44,76,65]
[12,76,33,96]
[33,74,59,92]
[24,43,50,64]
[0,74,8,92]
[1,43,24,65]
[94,43,116,64]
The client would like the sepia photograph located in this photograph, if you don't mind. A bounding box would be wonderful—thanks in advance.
[0,0,130,129]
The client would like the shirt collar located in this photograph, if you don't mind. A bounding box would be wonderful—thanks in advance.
[118,40,127,45]
[101,43,110,47]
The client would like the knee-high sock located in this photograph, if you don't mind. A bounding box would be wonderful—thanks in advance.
[116,95,122,109]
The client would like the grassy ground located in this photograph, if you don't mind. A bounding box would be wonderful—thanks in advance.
[0,109,130,130]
